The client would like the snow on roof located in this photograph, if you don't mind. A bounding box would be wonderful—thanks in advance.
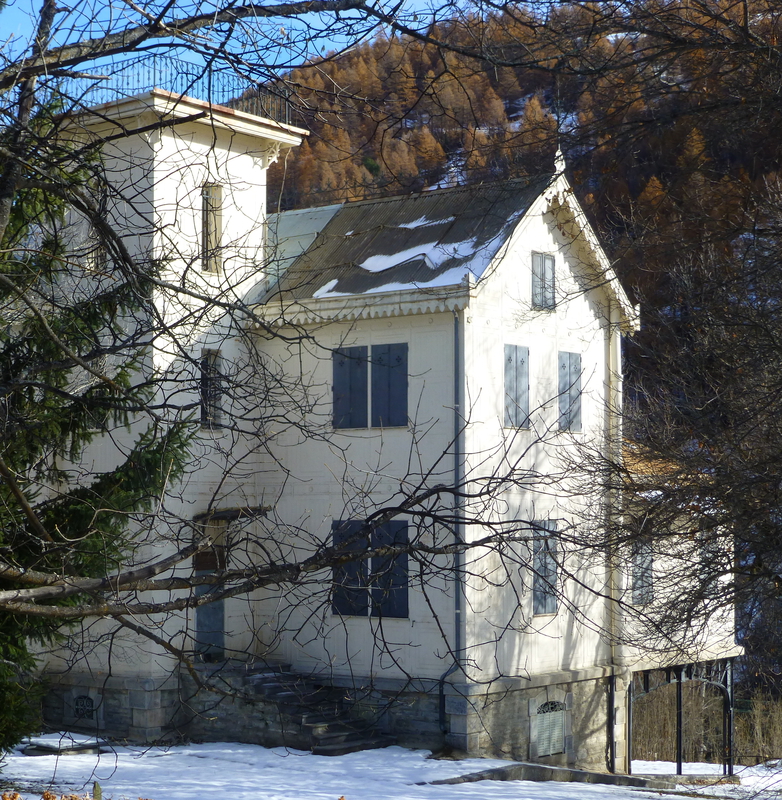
[261,176,552,302]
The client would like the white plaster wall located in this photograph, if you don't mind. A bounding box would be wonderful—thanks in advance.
[249,310,459,680]
[458,201,615,681]
[42,102,296,680]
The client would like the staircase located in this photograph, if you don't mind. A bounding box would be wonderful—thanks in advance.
[186,660,396,756]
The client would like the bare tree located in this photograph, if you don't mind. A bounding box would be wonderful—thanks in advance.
[0,0,761,765]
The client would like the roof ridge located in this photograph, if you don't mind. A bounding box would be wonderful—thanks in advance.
[276,173,555,217]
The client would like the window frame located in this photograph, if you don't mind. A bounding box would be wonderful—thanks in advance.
[332,343,408,430]
[201,183,223,273]
[532,252,556,310]
[532,520,559,616]
[536,700,566,756]
[631,539,654,605]
[332,519,409,618]
[200,350,223,428]
[193,521,227,662]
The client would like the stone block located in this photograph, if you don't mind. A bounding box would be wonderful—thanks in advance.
[444,696,469,716]
[129,690,162,710]
[445,731,482,753]
[448,712,485,735]
[132,706,173,729]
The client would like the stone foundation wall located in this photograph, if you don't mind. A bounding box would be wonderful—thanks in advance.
[42,672,180,742]
[442,673,621,772]
[42,664,627,773]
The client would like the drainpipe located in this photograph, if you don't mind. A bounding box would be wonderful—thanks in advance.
[439,307,465,733]
[606,298,623,773]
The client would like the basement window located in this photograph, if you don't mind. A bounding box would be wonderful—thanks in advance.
[536,700,566,757]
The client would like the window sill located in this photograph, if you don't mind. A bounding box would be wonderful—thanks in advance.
[332,425,410,431]
[332,613,409,620]
[199,425,227,437]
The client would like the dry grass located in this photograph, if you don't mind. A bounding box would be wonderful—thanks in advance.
[633,684,782,765]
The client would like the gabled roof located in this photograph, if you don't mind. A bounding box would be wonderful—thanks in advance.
[263,176,552,302]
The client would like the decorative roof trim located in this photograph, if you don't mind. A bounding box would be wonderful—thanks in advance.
[193,506,271,522]
[543,173,640,332]
[251,284,472,328]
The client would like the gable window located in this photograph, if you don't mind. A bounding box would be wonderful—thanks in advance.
[200,350,223,428]
[533,521,558,615]
[504,344,529,428]
[532,252,555,309]
[333,344,408,429]
[201,183,222,273]
[332,519,408,618]
[536,700,566,756]
[558,351,582,431]
[631,539,654,605]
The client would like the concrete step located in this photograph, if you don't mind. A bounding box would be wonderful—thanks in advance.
[311,736,396,756]
[231,661,391,757]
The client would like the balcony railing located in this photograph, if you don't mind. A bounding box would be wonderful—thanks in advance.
[60,55,292,125]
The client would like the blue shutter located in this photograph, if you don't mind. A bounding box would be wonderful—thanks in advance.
[504,344,529,428]
[333,346,368,428]
[532,253,544,308]
[544,254,555,307]
[558,351,581,431]
[558,352,569,429]
[569,352,581,431]
[371,343,408,427]
[332,520,369,616]
[371,521,408,618]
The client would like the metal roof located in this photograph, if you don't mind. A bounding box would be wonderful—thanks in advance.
[262,176,553,302]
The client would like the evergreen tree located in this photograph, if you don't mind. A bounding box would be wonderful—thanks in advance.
[0,104,191,748]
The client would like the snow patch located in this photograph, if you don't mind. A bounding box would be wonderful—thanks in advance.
[397,215,456,229]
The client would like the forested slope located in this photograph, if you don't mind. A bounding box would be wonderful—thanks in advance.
[266,5,780,300]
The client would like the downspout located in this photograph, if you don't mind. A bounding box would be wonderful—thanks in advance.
[606,298,623,772]
[439,307,465,732]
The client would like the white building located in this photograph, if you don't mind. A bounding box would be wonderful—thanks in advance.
[42,91,741,771]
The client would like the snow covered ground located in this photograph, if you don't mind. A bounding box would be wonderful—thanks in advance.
[2,734,782,800]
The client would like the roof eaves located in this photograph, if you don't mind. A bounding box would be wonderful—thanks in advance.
[545,174,640,332]
[251,282,473,328]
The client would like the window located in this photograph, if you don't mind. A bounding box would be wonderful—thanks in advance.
[631,539,654,605]
[536,700,566,756]
[558,351,582,431]
[332,520,408,618]
[533,521,558,615]
[201,184,222,272]
[333,344,408,429]
[532,252,555,309]
[74,695,95,721]
[200,350,223,427]
[193,522,227,661]
[504,344,529,428]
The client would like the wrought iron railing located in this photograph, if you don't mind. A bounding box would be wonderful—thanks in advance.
[60,55,291,125]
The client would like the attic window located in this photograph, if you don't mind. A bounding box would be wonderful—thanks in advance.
[532,252,555,309]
